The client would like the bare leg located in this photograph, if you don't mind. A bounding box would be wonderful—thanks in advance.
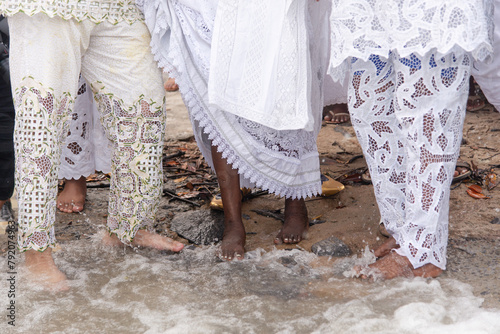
[102,230,185,252]
[24,248,68,291]
[57,177,87,213]
[274,198,308,244]
[0,199,6,209]
[211,145,245,260]
[360,251,443,280]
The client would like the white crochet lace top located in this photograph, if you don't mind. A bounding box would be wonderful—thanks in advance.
[0,0,143,24]
[330,0,493,66]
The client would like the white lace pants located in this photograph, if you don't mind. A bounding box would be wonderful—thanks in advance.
[9,13,165,252]
[59,76,112,180]
[349,50,471,269]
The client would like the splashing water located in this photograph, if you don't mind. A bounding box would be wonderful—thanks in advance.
[1,237,499,334]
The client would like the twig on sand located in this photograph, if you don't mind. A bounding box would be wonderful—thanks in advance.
[163,189,201,207]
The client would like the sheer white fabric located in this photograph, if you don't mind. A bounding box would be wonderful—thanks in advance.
[323,73,348,106]
[208,0,314,131]
[330,0,493,67]
[59,76,112,180]
[349,51,471,269]
[0,0,143,24]
[139,0,331,199]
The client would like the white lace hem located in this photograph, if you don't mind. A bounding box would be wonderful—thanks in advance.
[139,0,322,199]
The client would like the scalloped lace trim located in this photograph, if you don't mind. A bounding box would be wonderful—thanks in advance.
[140,0,322,199]
[0,0,143,24]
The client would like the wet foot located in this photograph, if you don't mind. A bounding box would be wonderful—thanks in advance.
[359,252,443,280]
[323,104,350,124]
[57,177,87,213]
[164,77,179,92]
[25,248,69,291]
[102,230,185,252]
[373,236,399,258]
[275,198,308,244]
[219,219,246,261]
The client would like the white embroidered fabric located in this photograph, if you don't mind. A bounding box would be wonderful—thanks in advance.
[10,14,166,251]
[348,50,471,269]
[0,0,143,24]
[330,0,493,67]
[138,0,331,199]
[59,77,112,180]
[208,0,314,131]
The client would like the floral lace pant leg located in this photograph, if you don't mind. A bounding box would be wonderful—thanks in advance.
[8,14,84,252]
[81,20,166,243]
[349,51,471,269]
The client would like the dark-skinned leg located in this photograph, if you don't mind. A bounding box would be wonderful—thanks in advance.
[211,145,246,260]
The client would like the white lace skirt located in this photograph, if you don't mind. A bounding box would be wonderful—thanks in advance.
[59,76,112,180]
[139,0,332,199]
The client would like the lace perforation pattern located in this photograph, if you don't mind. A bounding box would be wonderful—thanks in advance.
[139,0,327,199]
[0,0,143,24]
[349,50,470,269]
[15,76,165,251]
[330,0,493,67]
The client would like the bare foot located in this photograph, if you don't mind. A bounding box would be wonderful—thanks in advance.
[219,219,246,261]
[275,198,308,244]
[323,104,349,124]
[57,177,87,213]
[103,230,185,252]
[164,77,179,92]
[360,251,443,280]
[373,236,399,258]
[25,248,68,291]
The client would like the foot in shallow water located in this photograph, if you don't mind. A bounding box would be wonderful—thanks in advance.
[275,198,308,244]
[358,251,443,280]
[57,177,87,213]
[102,230,185,252]
[219,219,246,261]
[25,248,69,292]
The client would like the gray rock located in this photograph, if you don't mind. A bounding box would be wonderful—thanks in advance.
[311,236,351,257]
[490,217,500,224]
[170,210,225,245]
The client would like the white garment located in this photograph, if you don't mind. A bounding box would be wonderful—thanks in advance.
[330,0,493,66]
[139,0,331,199]
[0,0,143,24]
[208,0,314,131]
[473,0,500,111]
[59,76,112,180]
[349,51,471,270]
[9,13,165,251]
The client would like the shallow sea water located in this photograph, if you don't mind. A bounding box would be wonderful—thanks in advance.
[1,235,500,334]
